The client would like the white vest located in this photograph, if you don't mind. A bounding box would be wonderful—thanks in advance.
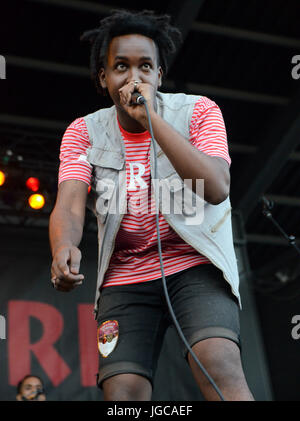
[84,92,241,318]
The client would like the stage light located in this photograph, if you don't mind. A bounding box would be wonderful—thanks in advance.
[28,193,45,210]
[0,171,5,186]
[26,177,40,192]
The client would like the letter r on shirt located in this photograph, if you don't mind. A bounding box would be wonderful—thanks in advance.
[128,163,147,190]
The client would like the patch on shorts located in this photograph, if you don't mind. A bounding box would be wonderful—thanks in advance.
[97,320,119,358]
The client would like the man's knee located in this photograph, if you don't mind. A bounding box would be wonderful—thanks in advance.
[102,373,152,401]
[188,337,244,384]
[188,337,254,401]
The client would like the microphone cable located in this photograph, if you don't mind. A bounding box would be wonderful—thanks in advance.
[136,93,226,401]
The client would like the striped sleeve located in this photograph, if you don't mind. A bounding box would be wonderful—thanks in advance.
[58,117,92,185]
[189,97,231,166]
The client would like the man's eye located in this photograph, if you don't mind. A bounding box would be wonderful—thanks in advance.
[116,63,126,70]
[142,63,151,70]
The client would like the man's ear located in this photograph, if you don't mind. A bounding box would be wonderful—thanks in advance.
[157,66,163,88]
[99,68,107,89]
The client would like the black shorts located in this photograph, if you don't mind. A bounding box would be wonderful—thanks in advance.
[96,263,240,389]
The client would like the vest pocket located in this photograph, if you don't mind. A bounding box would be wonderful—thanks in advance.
[87,146,124,170]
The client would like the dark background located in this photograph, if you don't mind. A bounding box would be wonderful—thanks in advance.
[0,0,300,401]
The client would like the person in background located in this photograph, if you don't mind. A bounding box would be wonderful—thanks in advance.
[16,375,46,401]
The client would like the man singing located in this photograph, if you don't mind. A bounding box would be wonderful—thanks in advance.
[49,9,254,401]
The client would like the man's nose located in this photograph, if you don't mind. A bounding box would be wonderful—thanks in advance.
[127,68,141,84]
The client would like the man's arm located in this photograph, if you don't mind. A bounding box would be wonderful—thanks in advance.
[148,113,230,205]
[119,83,230,205]
[49,179,88,292]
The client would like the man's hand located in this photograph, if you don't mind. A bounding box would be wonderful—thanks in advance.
[51,245,84,292]
[118,81,156,130]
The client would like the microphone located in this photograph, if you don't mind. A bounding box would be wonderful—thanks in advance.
[131,91,146,105]
[22,387,45,401]
[36,387,44,397]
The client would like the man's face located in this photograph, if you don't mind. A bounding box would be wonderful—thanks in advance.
[99,33,162,109]
[16,376,46,401]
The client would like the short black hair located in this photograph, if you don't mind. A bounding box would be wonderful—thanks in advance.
[80,9,182,95]
[17,374,44,394]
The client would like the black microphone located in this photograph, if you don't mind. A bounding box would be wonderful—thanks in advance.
[131,91,146,105]
[22,387,45,401]
[36,387,44,397]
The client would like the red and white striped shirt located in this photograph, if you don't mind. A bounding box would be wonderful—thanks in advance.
[59,97,231,287]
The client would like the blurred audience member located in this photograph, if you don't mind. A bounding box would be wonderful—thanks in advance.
[16,375,46,401]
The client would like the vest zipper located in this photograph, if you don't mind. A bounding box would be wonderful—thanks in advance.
[94,179,127,319]
[210,207,232,233]
[101,189,127,278]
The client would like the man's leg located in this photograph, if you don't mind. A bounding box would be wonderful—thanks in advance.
[188,337,254,401]
[102,373,152,401]
[96,280,169,401]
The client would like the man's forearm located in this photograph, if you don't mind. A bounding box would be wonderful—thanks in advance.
[148,112,230,204]
[49,207,84,256]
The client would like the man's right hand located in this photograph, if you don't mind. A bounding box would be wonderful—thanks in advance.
[51,245,84,292]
